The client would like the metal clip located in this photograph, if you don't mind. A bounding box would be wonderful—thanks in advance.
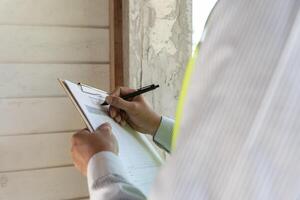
[78,83,107,96]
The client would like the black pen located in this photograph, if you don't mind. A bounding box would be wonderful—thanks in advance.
[101,84,159,106]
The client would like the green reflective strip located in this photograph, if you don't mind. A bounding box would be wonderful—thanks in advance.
[171,46,200,150]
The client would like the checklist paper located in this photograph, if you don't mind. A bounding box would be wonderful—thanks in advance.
[59,80,163,195]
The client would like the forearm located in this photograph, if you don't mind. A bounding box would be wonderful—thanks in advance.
[153,116,174,153]
[88,152,146,200]
[87,116,174,199]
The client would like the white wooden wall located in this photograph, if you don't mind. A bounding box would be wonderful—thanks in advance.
[0,0,110,199]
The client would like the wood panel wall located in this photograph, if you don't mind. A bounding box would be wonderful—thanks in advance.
[0,0,113,199]
[110,0,124,87]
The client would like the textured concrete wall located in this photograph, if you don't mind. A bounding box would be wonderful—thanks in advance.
[123,0,192,117]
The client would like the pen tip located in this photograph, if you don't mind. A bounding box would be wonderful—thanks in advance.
[101,102,108,106]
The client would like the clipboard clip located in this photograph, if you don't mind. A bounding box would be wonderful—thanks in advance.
[78,83,107,97]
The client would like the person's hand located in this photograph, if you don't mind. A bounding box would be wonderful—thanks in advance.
[71,123,118,176]
[106,87,161,136]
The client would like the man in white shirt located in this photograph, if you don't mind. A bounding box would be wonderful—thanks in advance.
[71,0,300,199]
[72,87,174,199]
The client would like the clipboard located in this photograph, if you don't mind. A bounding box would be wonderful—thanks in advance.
[58,79,163,195]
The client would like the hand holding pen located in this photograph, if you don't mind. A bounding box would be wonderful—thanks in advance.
[105,85,162,136]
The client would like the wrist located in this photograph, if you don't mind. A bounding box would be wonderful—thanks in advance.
[149,114,162,136]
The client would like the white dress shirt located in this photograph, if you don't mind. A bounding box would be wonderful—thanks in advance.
[88,0,300,199]
[87,117,174,200]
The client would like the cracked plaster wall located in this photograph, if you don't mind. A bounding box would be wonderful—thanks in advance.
[123,0,192,117]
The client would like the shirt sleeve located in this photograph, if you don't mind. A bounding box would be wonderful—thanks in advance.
[153,116,175,153]
[87,151,146,200]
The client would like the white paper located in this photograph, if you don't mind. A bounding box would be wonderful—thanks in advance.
[63,80,162,194]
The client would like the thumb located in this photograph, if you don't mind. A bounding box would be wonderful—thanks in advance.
[96,123,111,132]
[106,96,134,112]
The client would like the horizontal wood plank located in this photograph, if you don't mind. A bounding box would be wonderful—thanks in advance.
[0,132,74,172]
[0,26,109,63]
[0,64,110,98]
[0,167,88,200]
[0,0,108,27]
[0,97,85,135]
[0,0,112,199]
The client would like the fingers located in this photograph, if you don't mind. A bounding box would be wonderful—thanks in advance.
[106,86,139,111]
[71,144,87,176]
[108,105,128,126]
[113,111,126,126]
[96,123,112,133]
[72,129,90,145]
[115,114,122,123]
[110,87,136,97]
[108,87,143,102]
[109,105,127,124]
[95,123,116,149]
[120,119,126,127]
[106,96,135,112]
[71,130,88,175]
[120,111,127,126]
[109,106,117,118]
[113,113,126,126]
